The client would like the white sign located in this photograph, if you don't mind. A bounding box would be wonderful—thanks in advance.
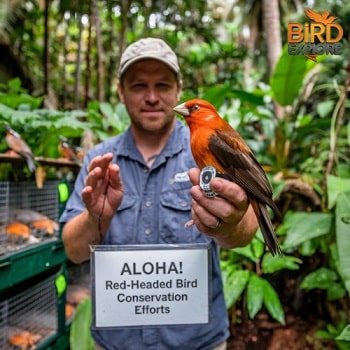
[91,244,210,328]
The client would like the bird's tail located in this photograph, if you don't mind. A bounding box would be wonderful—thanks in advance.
[20,152,36,173]
[256,202,282,256]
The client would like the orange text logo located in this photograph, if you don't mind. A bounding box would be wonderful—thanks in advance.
[287,8,343,61]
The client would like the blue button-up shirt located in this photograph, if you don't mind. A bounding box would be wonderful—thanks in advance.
[60,120,229,349]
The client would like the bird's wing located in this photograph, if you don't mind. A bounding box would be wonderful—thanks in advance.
[208,131,279,214]
[304,8,323,22]
[304,8,336,24]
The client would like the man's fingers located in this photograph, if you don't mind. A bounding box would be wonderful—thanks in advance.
[88,152,114,172]
[188,168,201,186]
[108,163,123,189]
[209,178,249,210]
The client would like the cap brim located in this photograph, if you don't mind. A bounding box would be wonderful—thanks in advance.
[119,56,179,78]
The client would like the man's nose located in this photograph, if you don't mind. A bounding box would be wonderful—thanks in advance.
[145,88,159,103]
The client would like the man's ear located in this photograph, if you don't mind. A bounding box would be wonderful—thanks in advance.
[117,80,125,103]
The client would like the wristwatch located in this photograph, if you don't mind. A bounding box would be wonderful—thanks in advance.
[200,166,217,197]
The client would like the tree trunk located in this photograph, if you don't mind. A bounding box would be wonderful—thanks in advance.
[91,0,105,102]
[262,0,284,122]
[262,0,282,76]
[106,2,116,102]
[118,0,129,67]
[43,0,49,96]
[84,7,93,107]
[61,16,70,108]
[74,13,83,109]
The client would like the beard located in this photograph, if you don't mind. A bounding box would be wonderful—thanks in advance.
[130,112,176,136]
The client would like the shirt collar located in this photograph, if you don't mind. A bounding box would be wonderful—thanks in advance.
[115,119,187,161]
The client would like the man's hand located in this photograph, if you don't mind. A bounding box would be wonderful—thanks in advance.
[188,168,258,249]
[82,152,124,221]
[62,153,124,263]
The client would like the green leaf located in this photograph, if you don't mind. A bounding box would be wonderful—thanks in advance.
[233,236,264,262]
[283,212,333,248]
[70,298,95,350]
[317,100,335,118]
[336,192,350,295]
[300,267,338,290]
[262,253,302,274]
[0,93,42,110]
[327,282,346,300]
[246,274,264,319]
[270,45,317,106]
[202,85,231,108]
[202,85,264,109]
[327,175,350,209]
[223,270,250,309]
[262,279,285,324]
[336,325,350,341]
[316,330,333,339]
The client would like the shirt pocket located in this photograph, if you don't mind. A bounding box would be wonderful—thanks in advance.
[106,194,138,245]
[159,182,205,243]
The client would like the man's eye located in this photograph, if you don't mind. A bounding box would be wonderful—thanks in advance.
[158,83,171,89]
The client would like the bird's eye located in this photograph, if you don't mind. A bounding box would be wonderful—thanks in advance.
[192,104,200,111]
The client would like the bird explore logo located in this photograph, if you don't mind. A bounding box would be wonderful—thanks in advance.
[287,8,343,62]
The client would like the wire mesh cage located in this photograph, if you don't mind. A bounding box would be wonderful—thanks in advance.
[0,274,58,349]
[0,181,61,255]
[0,182,9,255]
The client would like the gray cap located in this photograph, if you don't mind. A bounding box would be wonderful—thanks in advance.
[118,38,180,79]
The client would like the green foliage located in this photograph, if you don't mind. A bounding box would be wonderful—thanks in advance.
[0,79,130,180]
[221,241,297,325]
[300,267,346,300]
[89,101,130,141]
[279,212,333,251]
[70,298,95,350]
[336,324,350,342]
[270,45,318,106]
[0,79,130,153]
[316,319,350,350]
[330,180,350,296]
[0,78,42,109]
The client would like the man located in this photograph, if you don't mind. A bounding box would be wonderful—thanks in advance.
[61,37,258,350]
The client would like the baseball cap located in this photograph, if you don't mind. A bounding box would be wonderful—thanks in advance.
[118,38,180,79]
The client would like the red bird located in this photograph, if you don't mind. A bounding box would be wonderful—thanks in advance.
[3,124,36,173]
[174,98,282,256]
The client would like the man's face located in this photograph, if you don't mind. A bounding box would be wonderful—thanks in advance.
[118,59,182,134]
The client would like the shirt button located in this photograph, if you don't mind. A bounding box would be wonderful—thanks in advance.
[181,200,188,207]
[145,228,151,235]
[143,167,148,173]
[145,200,152,207]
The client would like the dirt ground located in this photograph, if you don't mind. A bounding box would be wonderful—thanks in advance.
[226,269,345,350]
[227,311,338,350]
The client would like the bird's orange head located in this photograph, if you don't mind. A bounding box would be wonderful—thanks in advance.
[173,98,224,130]
[174,98,235,141]
[174,98,235,171]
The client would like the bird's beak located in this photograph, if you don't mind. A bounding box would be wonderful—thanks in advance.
[173,103,190,117]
